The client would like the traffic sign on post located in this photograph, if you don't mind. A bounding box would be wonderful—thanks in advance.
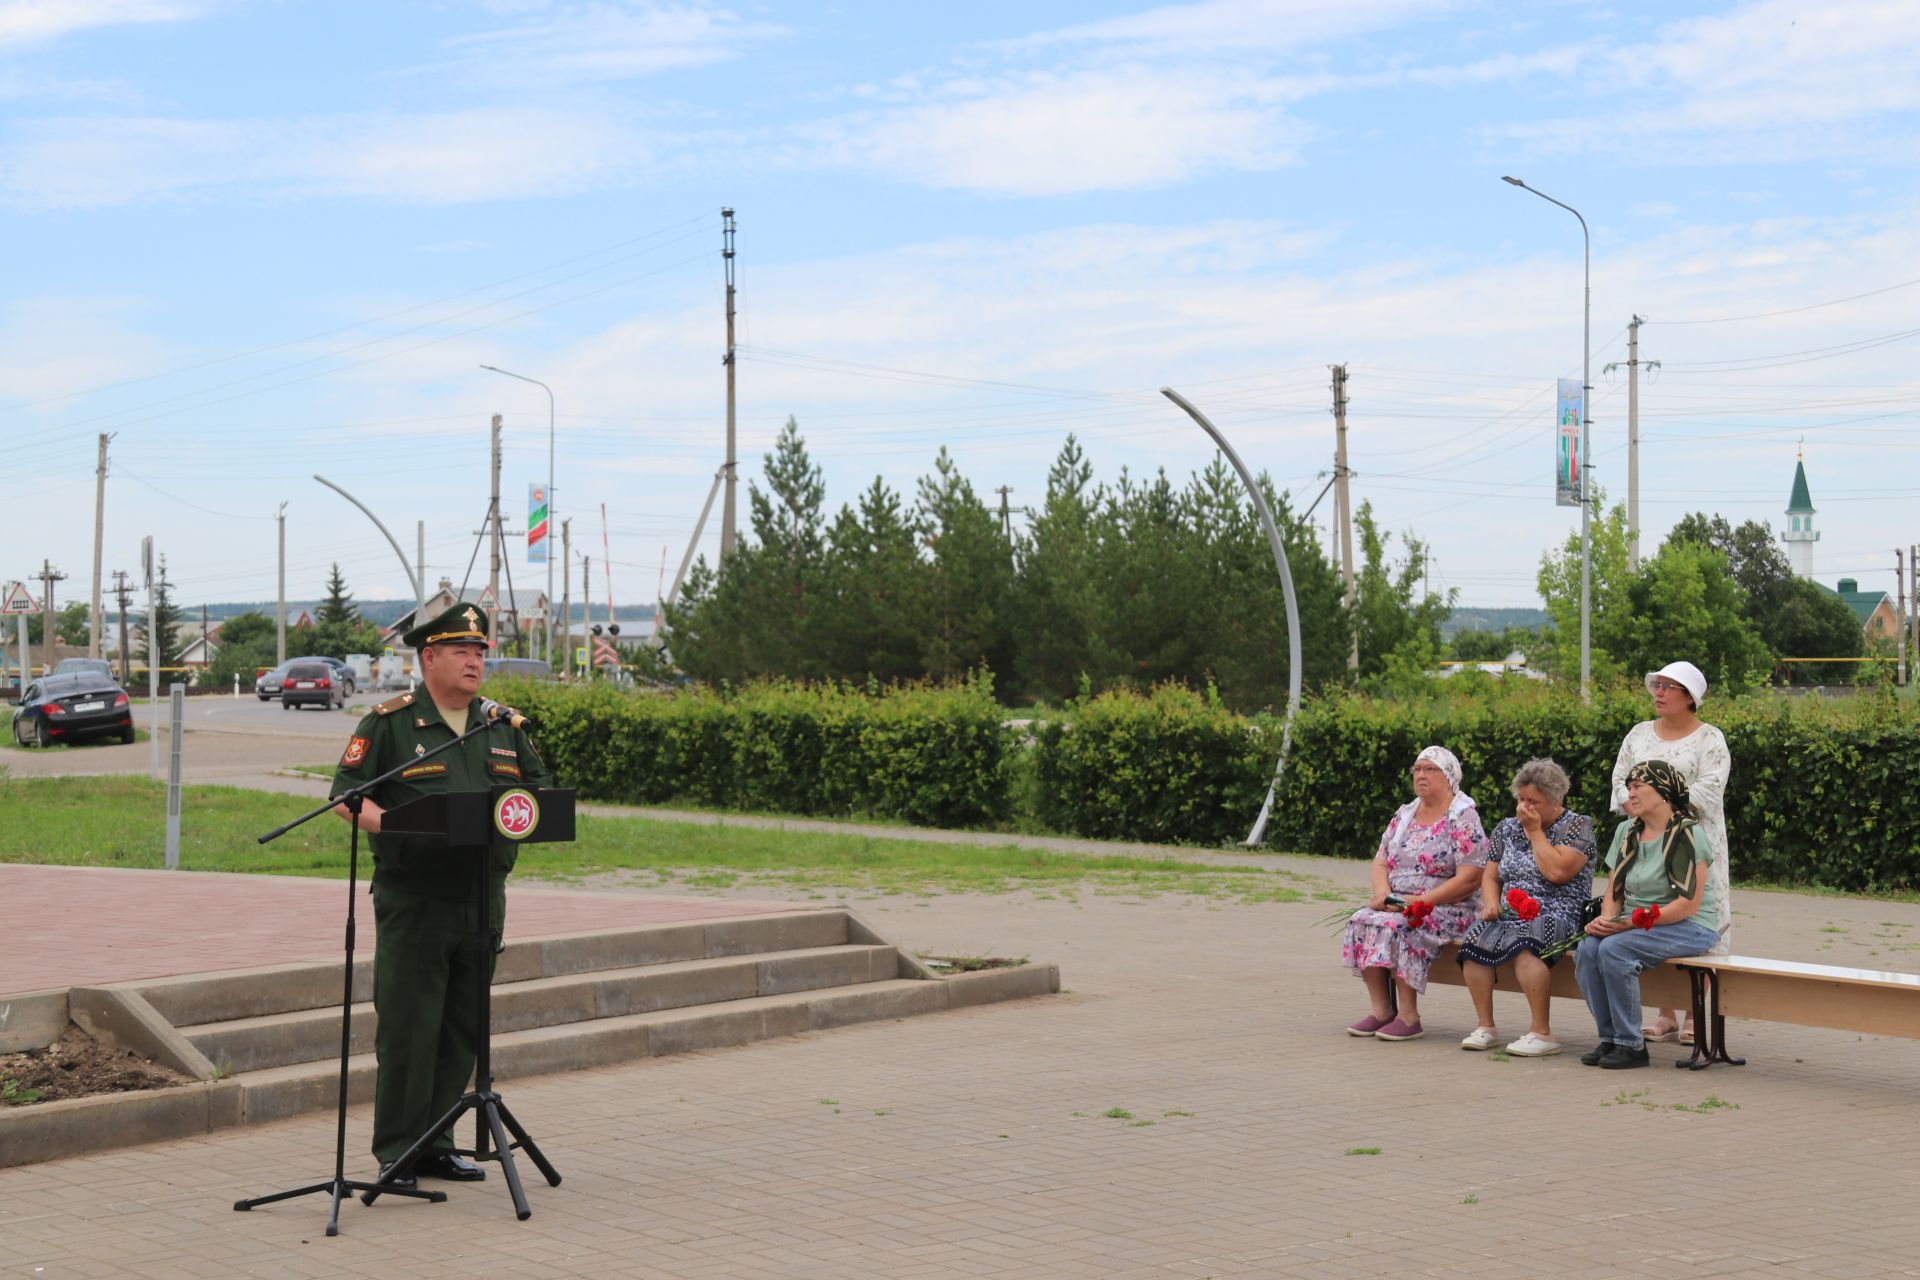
[1,581,37,615]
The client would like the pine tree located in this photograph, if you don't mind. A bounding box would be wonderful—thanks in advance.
[316,563,356,626]
[139,556,187,671]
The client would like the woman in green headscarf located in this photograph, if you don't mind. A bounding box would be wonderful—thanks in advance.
[1572,760,1723,1071]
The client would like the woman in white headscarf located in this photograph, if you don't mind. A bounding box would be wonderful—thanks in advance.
[1342,746,1491,1042]
[1609,660,1732,1045]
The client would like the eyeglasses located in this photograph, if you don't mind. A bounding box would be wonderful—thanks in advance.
[1650,680,1687,694]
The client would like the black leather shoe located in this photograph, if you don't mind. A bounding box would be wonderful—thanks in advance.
[1599,1044,1652,1070]
[377,1163,418,1191]
[1579,1041,1615,1066]
[416,1152,486,1182]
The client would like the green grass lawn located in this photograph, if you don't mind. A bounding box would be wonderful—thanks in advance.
[0,775,1335,903]
[1,728,151,752]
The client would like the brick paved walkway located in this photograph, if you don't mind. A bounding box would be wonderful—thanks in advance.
[6,867,1920,1277]
[1,865,803,994]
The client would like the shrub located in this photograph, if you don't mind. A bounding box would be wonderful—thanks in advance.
[483,675,1011,829]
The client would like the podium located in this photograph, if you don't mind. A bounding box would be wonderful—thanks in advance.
[365,785,575,1221]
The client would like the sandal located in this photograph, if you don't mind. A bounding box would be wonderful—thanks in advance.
[1641,1017,1680,1043]
[1678,1023,1695,1046]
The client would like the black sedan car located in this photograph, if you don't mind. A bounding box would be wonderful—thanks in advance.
[12,672,135,747]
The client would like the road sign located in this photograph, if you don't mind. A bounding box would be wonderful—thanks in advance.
[476,584,498,610]
[1,581,36,615]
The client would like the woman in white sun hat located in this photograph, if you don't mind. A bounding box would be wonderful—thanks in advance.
[1608,660,1731,1045]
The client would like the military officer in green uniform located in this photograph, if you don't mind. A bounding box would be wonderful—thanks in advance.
[331,603,551,1186]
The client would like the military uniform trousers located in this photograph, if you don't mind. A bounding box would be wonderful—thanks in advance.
[370,875,508,1163]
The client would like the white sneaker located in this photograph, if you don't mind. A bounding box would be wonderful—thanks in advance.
[1506,1032,1563,1057]
[1460,1026,1499,1050]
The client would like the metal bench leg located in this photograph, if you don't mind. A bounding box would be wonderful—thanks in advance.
[1677,969,1745,1070]
[1679,967,1713,1070]
[1703,970,1745,1068]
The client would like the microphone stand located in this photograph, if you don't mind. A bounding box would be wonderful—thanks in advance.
[232,714,504,1235]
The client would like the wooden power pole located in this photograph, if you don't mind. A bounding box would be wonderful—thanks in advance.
[720,208,739,563]
[1332,364,1357,670]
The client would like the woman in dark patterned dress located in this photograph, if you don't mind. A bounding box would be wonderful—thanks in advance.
[1456,758,1597,1057]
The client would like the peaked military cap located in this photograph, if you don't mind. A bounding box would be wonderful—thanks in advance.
[402,601,490,650]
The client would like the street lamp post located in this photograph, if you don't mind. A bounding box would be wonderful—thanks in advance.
[481,365,556,665]
[1503,175,1592,705]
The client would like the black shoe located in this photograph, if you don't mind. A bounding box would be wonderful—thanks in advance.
[416,1152,486,1182]
[1599,1044,1652,1070]
[376,1162,417,1191]
[1579,1041,1615,1067]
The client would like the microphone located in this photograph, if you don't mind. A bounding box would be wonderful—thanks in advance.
[479,698,537,732]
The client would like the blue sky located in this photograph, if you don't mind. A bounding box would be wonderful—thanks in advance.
[6,0,1919,619]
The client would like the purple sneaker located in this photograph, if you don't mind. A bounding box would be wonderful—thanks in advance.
[1347,1014,1390,1037]
[1374,1017,1425,1041]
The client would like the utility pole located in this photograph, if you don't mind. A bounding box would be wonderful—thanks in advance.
[720,207,739,563]
[996,486,1014,540]
[36,561,67,675]
[90,432,113,658]
[112,571,133,686]
[1605,316,1658,572]
[1332,363,1357,671]
[1900,549,1909,687]
[489,413,503,652]
[275,502,288,664]
[561,518,572,680]
[579,553,592,680]
[1910,542,1918,688]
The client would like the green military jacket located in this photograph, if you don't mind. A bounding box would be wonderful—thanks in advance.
[331,689,554,895]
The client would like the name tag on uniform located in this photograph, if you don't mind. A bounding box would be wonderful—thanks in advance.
[489,761,523,779]
[401,762,448,780]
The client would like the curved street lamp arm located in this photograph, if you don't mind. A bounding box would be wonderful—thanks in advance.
[1160,387,1304,847]
[313,475,422,606]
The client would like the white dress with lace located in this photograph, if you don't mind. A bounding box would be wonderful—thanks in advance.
[1610,720,1732,953]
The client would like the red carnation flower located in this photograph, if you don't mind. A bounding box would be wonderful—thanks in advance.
[1404,899,1434,927]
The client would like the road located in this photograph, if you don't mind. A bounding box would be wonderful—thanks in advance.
[2,691,370,782]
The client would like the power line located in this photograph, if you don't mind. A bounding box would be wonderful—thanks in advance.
[1651,275,1920,326]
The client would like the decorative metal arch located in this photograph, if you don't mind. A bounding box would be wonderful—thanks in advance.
[1160,388,1303,846]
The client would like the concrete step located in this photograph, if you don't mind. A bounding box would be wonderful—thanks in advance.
[180,944,898,1074]
[131,910,854,1028]
[234,976,989,1127]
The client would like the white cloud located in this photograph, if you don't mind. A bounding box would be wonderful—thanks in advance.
[1,107,657,207]
[805,66,1301,196]
[0,0,201,47]
[1498,0,1920,160]
[1004,0,1448,57]
[426,1,785,87]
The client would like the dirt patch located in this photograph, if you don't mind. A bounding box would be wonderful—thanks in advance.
[922,955,1027,973]
[0,1025,192,1105]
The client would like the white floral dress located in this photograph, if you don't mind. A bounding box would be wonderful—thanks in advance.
[1342,800,1490,993]
[1611,720,1732,953]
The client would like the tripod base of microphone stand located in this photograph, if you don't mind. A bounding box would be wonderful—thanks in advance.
[361,1088,561,1221]
[235,1176,446,1236]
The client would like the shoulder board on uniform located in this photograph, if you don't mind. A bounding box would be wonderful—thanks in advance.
[373,692,416,716]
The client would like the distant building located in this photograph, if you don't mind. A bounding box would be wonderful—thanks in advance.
[1818,578,1900,642]
[1781,446,1819,578]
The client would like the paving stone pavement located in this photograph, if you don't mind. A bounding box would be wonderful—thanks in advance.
[7,866,1920,1279]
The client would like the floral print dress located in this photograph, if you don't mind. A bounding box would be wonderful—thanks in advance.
[1342,800,1491,993]
[1457,811,1597,968]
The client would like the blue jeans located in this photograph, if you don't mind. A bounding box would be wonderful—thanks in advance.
[1573,919,1719,1050]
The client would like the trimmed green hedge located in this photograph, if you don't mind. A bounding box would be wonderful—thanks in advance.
[482,676,1010,829]
[483,675,1920,891]
[1039,685,1920,891]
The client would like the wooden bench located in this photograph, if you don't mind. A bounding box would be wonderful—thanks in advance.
[1427,945,1920,1071]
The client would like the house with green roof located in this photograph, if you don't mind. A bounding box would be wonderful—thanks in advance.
[1817,578,1900,642]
